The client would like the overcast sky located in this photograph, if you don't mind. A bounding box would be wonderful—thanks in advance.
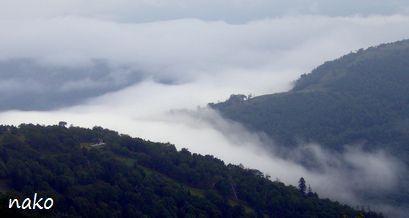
[2,0,409,22]
[1,1,409,215]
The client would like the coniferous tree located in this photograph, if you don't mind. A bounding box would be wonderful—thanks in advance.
[298,177,306,195]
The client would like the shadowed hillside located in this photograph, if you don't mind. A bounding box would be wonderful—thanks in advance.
[210,39,409,216]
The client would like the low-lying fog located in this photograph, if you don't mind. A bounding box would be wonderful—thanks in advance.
[1,79,407,216]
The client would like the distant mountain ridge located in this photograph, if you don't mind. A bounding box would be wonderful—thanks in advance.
[211,39,409,158]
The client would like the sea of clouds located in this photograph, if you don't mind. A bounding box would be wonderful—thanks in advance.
[1,1,409,216]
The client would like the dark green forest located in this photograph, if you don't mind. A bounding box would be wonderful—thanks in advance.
[0,124,381,218]
[211,40,409,159]
[210,39,409,213]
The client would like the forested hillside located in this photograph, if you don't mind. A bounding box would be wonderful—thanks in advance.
[211,39,409,162]
[210,39,409,215]
[0,124,381,218]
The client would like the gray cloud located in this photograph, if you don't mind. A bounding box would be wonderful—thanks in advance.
[0,59,145,110]
[1,16,409,110]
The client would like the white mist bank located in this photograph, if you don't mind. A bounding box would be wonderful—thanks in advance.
[2,15,409,110]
